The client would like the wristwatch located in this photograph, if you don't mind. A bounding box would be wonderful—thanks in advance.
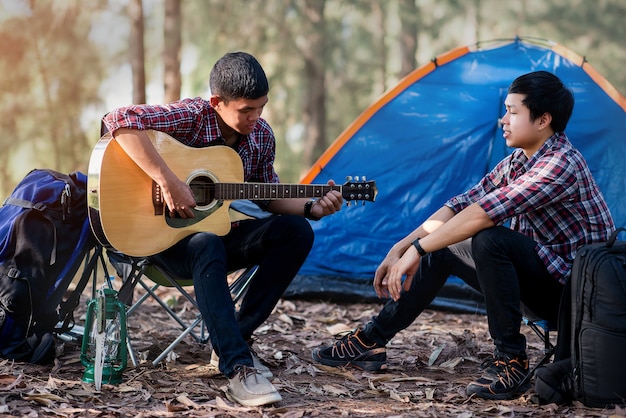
[304,200,321,221]
[411,238,428,256]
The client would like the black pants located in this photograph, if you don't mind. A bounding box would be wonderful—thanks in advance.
[363,226,565,357]
[151,214,314,377]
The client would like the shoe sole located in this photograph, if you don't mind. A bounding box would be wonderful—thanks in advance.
[311,349,384,372]
[225,389,282,406]
[466,382,531,400]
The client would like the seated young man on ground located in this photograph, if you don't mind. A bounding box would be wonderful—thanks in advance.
[102,52,343,407]
[311,71,615,400]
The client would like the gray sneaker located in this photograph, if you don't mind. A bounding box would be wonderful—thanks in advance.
[211,350,273,379]
[226,365,282,407]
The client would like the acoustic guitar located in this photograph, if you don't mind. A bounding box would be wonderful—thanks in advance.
[87,130,377,257]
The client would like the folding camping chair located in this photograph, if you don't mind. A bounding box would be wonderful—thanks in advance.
[108,251,258,366]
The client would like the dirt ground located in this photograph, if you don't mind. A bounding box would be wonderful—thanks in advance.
[2,286,625,418]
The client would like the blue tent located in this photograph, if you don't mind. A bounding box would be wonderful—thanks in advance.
[285,38,626,311]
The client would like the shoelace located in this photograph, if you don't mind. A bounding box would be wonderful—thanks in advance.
[495,362,526,387]
[488,357,527,384]
[234,365,260,383]
[481,355,512,371]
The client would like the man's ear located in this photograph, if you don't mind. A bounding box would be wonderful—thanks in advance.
[209,95,221,108]
[538,112,552,130]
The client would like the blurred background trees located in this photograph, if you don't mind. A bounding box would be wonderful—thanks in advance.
[0,0,624,196]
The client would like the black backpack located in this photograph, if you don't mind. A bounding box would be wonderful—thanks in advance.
[534,228,626,408]
[0,169,95,363]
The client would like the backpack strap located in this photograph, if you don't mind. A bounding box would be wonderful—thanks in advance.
[3,197,47,212]
[56,245,108,333]
[3,198,58,265]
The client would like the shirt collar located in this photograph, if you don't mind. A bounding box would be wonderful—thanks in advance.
[512,132,568,169]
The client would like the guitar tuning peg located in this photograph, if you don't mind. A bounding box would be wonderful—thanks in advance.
[354,176,360,182]
[346,175,353,182]
[362,200,366,206]
[346,201,351,207]
[362,176,366,181]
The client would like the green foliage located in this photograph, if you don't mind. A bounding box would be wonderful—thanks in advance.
[0,0,107,197]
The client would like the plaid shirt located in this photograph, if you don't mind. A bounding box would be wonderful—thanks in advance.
[446,132,615,283]
[102,97,280,185]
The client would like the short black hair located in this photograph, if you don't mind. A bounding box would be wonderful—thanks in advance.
[508,71,574,133]
[209,52,269,101]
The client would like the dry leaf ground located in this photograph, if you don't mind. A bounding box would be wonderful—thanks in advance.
[1,285,625,417]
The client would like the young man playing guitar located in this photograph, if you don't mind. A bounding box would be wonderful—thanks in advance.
[101,52,343,406]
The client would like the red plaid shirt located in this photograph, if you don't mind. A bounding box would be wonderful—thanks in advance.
[102,97,279,185]
[446,132,615,283]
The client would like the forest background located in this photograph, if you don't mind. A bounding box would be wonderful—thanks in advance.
[0,0,624,198]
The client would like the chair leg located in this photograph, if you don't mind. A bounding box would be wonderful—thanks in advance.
[230,266,258,304]
[519,320,555,388]
[152,316,204,366]
[138,278,206,344]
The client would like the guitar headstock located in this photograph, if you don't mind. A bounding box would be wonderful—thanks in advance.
[342,176,377,203]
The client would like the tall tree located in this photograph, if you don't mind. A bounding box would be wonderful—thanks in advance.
[164,0,182,103]
[371,1,388,92]
[129,0,146,104]
[299,0,327,172]
[399,0,418,78]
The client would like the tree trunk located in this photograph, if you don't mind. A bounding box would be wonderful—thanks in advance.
[129,0,146,104]
[300,0,326,174]
[399,0,418,78]
[164,0,182,103]
[371,1,388,92]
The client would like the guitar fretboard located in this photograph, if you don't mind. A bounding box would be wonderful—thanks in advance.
[215,183,341,200]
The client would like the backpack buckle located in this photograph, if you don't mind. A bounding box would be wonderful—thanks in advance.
[33,202,47,211]
[7,267,20,279]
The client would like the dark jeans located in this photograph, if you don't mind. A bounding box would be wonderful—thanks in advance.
[363,226,565,357]
[150,214,314,377]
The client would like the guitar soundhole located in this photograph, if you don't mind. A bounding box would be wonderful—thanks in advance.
[190,175,215,206]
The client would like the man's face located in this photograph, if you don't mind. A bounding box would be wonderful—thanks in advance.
[211,95,268,135]
[501,93,551,156]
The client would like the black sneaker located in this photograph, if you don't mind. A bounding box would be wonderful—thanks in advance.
[466,352,530,400]
[311,328,386,371]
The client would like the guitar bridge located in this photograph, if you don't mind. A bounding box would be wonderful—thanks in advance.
[152,181,164,216]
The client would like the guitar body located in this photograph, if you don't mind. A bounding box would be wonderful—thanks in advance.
[88,130,244,256]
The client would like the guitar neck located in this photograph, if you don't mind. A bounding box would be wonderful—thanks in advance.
[215,183,341,200]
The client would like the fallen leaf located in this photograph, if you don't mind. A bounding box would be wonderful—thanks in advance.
[389,390,409,402]
[22,392,66,407]
[322,383,351,396]
[425,387,435,400]
[428,344,446,366]
[176,393,200,408]
[278,313,294,326]
[439,356,463,369]
[312,364,359,382]
[0,374,23,390]
[325,323,353,335]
